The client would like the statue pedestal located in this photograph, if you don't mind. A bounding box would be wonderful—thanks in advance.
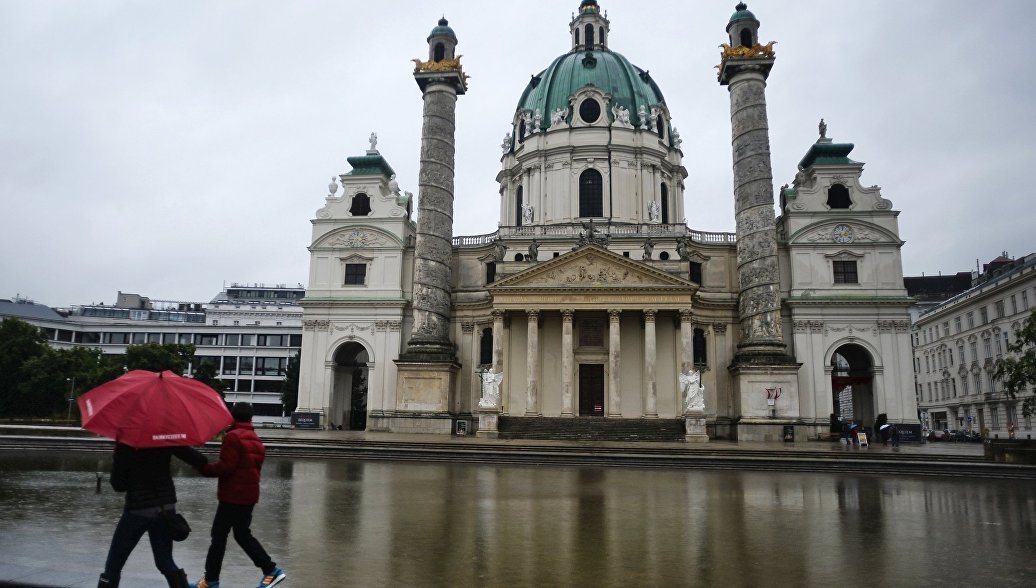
[685,411,709,443]
[476,409,499,439]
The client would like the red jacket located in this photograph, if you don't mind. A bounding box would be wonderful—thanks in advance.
[201,422,265,504]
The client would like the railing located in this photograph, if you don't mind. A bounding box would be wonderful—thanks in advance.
[451,223,736,247]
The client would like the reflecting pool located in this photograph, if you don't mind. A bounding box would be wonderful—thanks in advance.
[1,450,1035,587]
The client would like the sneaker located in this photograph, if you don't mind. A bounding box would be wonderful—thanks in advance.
[258,567,286,588]
[190,576,219,588]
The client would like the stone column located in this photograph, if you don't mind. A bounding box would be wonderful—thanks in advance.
[679,309,694,374]
[644,309,658,418]
[608,309,622,417]
[526,309,540,416]
[491,310,505,379]
[561,309,575,417]
[719,47,786,360]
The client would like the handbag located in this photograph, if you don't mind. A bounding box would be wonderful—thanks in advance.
[160,508,191,542]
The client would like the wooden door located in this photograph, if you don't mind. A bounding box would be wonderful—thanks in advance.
[579,364,604,416]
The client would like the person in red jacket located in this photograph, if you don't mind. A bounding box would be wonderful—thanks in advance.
[190,403,285,588]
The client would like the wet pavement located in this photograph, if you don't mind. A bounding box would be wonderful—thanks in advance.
[2,427,1029,587]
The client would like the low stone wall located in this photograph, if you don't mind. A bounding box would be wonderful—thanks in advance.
[984,439,1036,464]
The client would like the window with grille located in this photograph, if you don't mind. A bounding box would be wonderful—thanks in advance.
[579,169,603,217]
[344,263,367,285]
[833,260,858,284]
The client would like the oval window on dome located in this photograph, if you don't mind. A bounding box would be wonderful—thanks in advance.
[579,99,601,124]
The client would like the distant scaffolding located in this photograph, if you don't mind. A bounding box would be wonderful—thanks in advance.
[838,386,854,421]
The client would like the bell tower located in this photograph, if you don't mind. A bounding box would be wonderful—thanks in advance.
[718,3,802,440]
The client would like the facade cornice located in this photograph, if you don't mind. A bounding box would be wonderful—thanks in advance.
[786,296,913,307]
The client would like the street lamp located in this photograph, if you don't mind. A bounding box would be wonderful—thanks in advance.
[65,376,76,423]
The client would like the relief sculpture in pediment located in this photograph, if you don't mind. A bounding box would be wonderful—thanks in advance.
[539,257,642,285]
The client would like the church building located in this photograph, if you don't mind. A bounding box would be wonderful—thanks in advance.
[296,1,917,441]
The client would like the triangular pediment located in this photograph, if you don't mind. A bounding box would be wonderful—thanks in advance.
[489,245,695,291]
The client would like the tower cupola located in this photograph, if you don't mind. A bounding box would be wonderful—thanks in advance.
[570,0,610,51]
[726,2,760,48]
[427,17,458,62]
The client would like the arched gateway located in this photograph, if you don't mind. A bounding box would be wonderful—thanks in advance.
[831,344,875,427]
[332,342,369,431]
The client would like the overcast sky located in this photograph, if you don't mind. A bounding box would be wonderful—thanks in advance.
[2,0,1033,307]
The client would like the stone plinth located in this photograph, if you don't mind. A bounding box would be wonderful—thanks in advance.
[685,412,709,443]
[394,360,460,413]
[476,410,500,439]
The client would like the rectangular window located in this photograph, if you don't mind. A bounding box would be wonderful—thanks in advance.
[289,334,302,347]
[258,335,286,347]
[970,341,978,362]
[689,262,703,284]
[131,332,146,344]
[995,336,1003,356]
[178,333,193,345]
[958,346,965,364]
[1011,295,1018,315]
[1023,290,1030,310]
[237,379,252,392]
[974,373,983,394]
[984,338,992,360]
[238,356,254,375]
[196,334,218,346]
[832,261,858,284]
[954,317,961,333]
[162,333,176,345]
[995,300,1005,319]
[991,405,1000,429]
[980,307,989,325]
[951,379,957,398]
[240,334,255,346]
[926,382,932,402]
[961,376,969,395]
[222,356,237,375]
[967,312,974,329]
[925,356,930,373]
[225,334,240,346]
[344,263,367,285]
[942,322,950,337]
[103,332,130,345]
[255,357,286,376]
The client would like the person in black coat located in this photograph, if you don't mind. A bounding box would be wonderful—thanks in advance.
[98,443,207,588]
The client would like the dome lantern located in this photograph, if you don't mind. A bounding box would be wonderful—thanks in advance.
[427,17,458,62]
[570,0,610,51]
[726,2,760,48]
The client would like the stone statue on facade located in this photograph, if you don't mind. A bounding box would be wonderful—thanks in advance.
[527,239,539,261]
[818,118,827,140]
[675,237,689,261]
[522,110,533,137]
[680,369,705,413]
[532,109,543,133]
[493,239,507,262]
[647,200,660,222]
[388,174,400,196]
[637,104,649,129]
[642,237,655,260]
[368,132,378,151]
[478,370,503,409]
[501,132,512,154]
[521,202,534,225]
[671,128,682,149]
[611,103,631,127]
[550,107,569,128]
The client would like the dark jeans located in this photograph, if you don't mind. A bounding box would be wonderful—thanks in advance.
[204,502,274,582]
[104,507,179,577]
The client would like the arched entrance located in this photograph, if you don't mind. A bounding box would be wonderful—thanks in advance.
[831,344,875,427]
[332,342,369,431]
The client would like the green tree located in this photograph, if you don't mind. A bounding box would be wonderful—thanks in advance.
[994,309,1036,418]
[0,318,50,416]
[191,362,226,398]
[281,352,300,414]
[123,342,195,373]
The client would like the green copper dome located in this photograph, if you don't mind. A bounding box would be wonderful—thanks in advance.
[428,17,456,42]
[728,2,757,25]
[516,50,665,128]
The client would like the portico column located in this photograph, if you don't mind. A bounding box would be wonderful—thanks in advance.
[608,309,622,417]
[561,309,575,417]
[526,309,541,416]
[644,309,658,418]
[491,310,505,407]
[680,309,694,374]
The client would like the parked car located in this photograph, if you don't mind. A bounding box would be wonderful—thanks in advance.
[928,429,948,441]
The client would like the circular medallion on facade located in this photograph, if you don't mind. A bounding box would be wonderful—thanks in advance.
[832,223,854,244]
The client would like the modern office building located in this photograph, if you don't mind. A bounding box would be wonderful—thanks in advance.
[912,254,1036,438]
[297,2,919,440]
[0,284,304,424]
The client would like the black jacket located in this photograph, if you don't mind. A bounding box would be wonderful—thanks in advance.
[109,443,207,510]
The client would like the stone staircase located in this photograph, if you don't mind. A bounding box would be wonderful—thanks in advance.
[498,416,685,442]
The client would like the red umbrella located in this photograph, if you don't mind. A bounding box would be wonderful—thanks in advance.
[78,369,232,448]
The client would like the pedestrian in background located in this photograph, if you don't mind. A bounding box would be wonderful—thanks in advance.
[190,403,285,588]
